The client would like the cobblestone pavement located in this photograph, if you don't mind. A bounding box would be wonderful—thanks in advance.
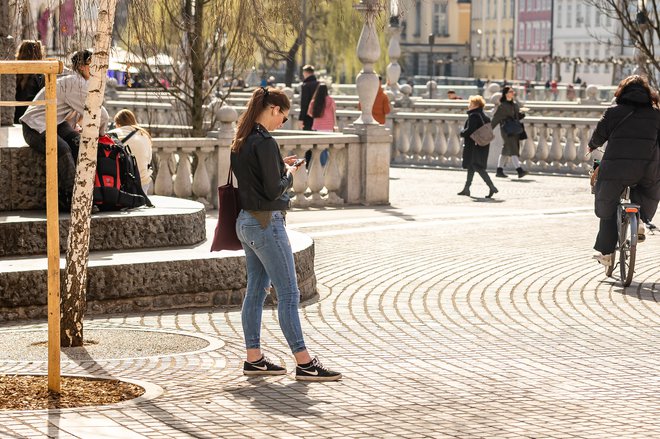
[1,167,659,438]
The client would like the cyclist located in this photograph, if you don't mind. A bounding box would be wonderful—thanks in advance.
[589,75,660,267]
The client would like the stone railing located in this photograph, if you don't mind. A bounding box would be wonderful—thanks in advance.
[151,116,390,209]
[389,111,601,174]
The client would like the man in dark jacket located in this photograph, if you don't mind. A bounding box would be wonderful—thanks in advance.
[298,65,317,131]
[589,75,660,267]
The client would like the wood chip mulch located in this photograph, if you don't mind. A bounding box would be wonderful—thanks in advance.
[0,375,144,411]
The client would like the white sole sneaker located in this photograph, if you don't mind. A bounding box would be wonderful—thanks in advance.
[593,253,613,267]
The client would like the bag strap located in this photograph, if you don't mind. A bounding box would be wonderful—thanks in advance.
[121,128,139,144]
[227,165,234,186]
[611,108,636,135]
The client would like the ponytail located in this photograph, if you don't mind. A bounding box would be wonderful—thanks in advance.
[232,87,290,152]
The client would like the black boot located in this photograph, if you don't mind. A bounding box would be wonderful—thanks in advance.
[486,186,499,199]
[496,167,508,178]
[457,185,470,196]
[516,167,528,178]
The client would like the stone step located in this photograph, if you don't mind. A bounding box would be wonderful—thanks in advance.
[0,220,316,321]
[0,196,206,256]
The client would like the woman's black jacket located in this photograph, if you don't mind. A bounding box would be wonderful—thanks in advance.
[230,124,293,211]
[459,107,490,169]
[589,84,660,220]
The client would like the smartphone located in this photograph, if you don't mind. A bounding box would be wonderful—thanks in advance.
[292,158,305,167]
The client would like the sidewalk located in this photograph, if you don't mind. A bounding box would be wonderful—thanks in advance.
[1,167,659,438]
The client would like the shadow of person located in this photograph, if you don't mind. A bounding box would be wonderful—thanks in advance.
[471,196,505,203]
[224,379,325,417]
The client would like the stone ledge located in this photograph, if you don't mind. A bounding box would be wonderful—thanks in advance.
[0,196,206,256]
[0,230,316,321]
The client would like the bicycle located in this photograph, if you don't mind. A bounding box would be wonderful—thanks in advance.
[604,186,640,286]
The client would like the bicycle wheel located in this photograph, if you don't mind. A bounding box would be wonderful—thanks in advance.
[619,211,637,287]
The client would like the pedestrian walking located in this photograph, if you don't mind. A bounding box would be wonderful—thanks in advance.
[14,40,45,124]
[230,87,342,382]
[298,65,318,131]
[458,95,498,199]
[588,75,660,268]
[357,76,391,124]
[491,86,528,179]
[308,82,336,166]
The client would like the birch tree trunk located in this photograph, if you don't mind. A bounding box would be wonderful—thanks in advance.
[61,0,118,347]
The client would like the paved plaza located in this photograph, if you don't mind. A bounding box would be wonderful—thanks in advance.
[0,166,659,438]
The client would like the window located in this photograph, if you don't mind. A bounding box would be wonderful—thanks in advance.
[595,9,601,26]
[519,23,525,50]
[433,2,449,36]
[557,1,562,28]
[511,0,515,16]
[487,0,490,17]
[585,4,591,27]
[566,2,572,28]
[576,3,583,27]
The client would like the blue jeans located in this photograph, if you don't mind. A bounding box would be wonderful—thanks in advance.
[236,210,306,353]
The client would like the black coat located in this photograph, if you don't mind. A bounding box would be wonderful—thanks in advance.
[230,124,293,211]
[460,108,490,170]
[589,84,660,220]
[299,75,318,127]
[14,74,45,124]
[491,100,524,155]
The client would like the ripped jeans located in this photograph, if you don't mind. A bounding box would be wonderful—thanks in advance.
[235,210,306,353]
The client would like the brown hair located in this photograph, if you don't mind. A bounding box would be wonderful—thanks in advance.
[114,109,151,139]
[231,87,290,152]
[15,40,44,89]
[614,75,660,108]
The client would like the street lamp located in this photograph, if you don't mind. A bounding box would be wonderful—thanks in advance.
[428,33,436,79]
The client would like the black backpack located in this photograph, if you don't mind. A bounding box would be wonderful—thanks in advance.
[93,133,153,211]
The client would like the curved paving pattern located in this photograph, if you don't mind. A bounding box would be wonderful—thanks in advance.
[0,168,658,438]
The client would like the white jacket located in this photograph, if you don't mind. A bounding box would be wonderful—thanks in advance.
[108,126,153,186]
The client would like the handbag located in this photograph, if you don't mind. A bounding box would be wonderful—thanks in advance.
[502,118,524,136]
[210,167,243,251]
[469,113,495,146]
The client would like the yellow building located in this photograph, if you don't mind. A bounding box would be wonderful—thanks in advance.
[398,0,471,80]
[470,0,515,81]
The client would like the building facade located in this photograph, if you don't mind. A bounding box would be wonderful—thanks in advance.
[470,0,516,81]
[515,0,552,82]
[398,0,471,80]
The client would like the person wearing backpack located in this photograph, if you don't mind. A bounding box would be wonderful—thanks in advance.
[458,95,498,199]
[109,109,153,193]
[20,49,109,212]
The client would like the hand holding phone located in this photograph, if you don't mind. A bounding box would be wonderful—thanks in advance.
[292,158,305,168]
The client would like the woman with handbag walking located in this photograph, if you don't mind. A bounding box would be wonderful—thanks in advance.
[230,87,342,381]
[491,86,529,179]
[458,95,498,198]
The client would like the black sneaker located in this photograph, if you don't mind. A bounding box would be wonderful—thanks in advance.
[243,356,286,376]
[295,357,342,382]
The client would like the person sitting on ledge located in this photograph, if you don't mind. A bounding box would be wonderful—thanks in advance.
[19,49,109,212]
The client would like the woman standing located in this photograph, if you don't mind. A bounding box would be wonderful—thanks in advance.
[14,40,45,124]
[588,75,660,267]
[308,82,336,132]
[491,86,528,179]
[458,95,498,198]
[109,109,153,193]
[231,87,341,381]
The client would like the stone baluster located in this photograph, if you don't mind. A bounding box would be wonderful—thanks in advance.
[174,150,193,198]
[435,121,448,164]
[386,14,402,96]
[192,150,212,206]
[154,150,174,196]
[292,146,310,207]
[421,120,434,163]
[410,120,423,161]
[534,126,549,170]
[446,121,462,165]
[395,119,410,163]
[563,126,577,172]
[324,144,344,205]
[520,123,536,166]
[577,125,591,173]
[548,125,563,170]
[354,0,383,124]
[211,104,238,207]
[307,145,325,206]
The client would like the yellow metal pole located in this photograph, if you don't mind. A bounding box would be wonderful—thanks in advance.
[44,63,62,394]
